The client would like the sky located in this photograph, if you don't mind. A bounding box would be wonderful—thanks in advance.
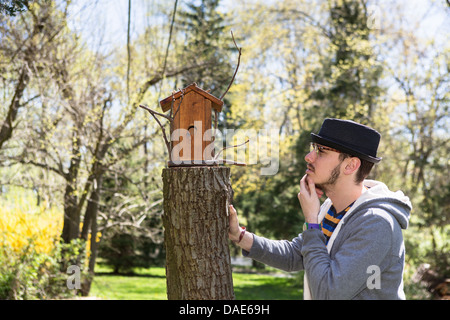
[67,0,150,52]
[66,0,449,54]
[65,0,448,128]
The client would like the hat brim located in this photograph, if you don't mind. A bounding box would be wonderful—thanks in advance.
[311,133,381,164]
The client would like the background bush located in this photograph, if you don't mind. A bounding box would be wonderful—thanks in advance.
[0,190,86,300]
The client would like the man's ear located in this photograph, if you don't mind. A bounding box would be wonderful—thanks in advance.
[343,157,361,175]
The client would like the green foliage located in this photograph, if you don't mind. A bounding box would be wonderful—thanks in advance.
[99,233,137,274]
[317,0,384,120]
[0,239,87,300]
[231,0,385,240]
[177,0,233,95]
[98,229,165,274]
[96,149,165,274]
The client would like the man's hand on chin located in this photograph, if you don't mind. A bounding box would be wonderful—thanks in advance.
[298,174,322,223]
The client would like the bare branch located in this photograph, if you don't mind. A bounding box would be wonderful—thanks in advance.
[205,159,247,166]
[171,89,185,120]
[126,0,131,102]
[18,158,66,178]
[138,104,172,158]
[139,104,172,121]
[219,30,242,101]
[161,0,179,82]
[213,139,250,161]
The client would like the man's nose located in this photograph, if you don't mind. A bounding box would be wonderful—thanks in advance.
[305,150,316,164]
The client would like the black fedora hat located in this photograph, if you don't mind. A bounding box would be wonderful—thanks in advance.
[311,118,382,163]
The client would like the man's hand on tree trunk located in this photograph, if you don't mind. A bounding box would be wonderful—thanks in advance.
[228,205,253,251]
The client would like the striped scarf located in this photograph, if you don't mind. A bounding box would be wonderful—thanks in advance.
[321,201,355,244]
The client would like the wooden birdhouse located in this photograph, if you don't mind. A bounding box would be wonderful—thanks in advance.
[159,83,223,166]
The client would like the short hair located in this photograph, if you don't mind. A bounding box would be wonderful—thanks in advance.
[339,153,375,184]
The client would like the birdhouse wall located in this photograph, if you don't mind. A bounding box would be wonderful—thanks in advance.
[172,91,213,162]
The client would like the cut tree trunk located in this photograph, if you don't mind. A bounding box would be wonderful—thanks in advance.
[162,166,235,300]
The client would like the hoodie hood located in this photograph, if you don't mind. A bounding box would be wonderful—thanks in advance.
[346,180,412,230]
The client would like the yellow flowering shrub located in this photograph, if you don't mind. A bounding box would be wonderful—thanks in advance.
[0,193,63,255]
[0,191,74,299]
[0,190,98,299]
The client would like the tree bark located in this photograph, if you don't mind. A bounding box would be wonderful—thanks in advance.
[80,175,102,296]
[162,166,235,300]
[0,66,29,150]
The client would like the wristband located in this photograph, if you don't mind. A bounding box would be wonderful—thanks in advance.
[303,222,321,231]
[233,227,246,244]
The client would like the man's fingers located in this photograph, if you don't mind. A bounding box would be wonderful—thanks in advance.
[229,204,236,216]
[299,174,309,196]
[228,205,241,240]
[306,175,317,196]
[315,187,324,198]
[229,205,238,226]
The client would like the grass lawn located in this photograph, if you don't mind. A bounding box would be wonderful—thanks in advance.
[90,266,303,300]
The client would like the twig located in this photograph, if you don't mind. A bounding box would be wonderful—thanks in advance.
[171,89,184,120]
[139,104,172,121]
[138,105,172,159]
[213,139,250,161]
[126,0,131,103]
[213,110,218,145]
[168,91,175,119]
[219,30,242,100]
[139,86,186,162]
[204,159,247,166]
[160,0,178,85]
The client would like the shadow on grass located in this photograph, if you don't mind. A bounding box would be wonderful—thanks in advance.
[232,272,303,300]
[90,266,303,300]
[94,272,165,279]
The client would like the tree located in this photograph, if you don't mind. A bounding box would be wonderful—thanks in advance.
[162,167,235,299]
[379,3,449,286]
[310,0,384,122]
[0,0,68,151]
[176,0,232,96]
[96,149,165,273]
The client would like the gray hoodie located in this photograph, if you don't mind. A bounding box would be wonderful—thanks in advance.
[243,180,412,300]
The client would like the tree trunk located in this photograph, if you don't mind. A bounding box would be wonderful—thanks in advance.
[80,175,102,296]
[61,182,80,243]
[0,66,29,150]
[61,131,82,243]
[162,166,235,300]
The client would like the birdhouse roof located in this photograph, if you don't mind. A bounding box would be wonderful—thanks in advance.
[159,83,224,113]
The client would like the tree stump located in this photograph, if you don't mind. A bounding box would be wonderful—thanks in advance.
[162,166,235,300]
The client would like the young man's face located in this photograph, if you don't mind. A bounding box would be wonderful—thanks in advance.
[305,143,345,193]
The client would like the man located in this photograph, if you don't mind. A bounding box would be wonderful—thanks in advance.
[229,118,412,300]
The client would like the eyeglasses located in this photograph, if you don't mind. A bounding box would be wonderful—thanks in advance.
[310,142,341,156]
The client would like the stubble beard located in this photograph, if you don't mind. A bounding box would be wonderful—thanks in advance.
[315,162,342,193]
